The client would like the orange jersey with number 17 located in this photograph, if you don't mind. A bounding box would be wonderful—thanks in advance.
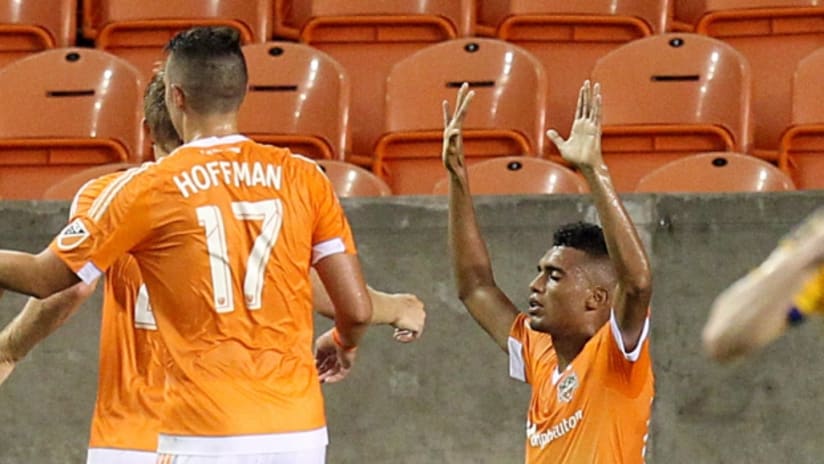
[50,135,356,456]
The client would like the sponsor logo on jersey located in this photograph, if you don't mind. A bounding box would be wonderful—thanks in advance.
[526,409,584,449]
[56,218,90,251]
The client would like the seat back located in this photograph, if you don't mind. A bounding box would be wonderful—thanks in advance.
[41,162,139,200]
[317,159,392,197]
[591,33,752,191]
[476,0,669,158]
[0,48,144,199]
[376,38,547,195]
[288,0,474,158]
[778,47,824,189]
[635,152,795,192]
[239,42,350,160]
[0,0,76,68]
[692,1,824,155]
[89,0,271,80]
[432,156,586,195]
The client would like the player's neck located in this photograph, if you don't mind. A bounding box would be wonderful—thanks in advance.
[182,113,239,144]
[552,336,588,372]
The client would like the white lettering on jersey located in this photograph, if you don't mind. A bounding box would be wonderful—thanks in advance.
[174,162,282,198]
[527,409,584,449]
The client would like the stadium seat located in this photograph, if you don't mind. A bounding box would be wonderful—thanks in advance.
[86,0,271,80]
[0,0,76,68]
[279,0,475,160]
[41,162,139,200]
[0,48,144,199]
[590,33,753,192]
[375,38,547,195]
[316,159,392,197]
[778,47,824,190]
[634,152,795,193]
[431,156,586,195]
[475,0,669,159]
[239,42,349,160]
[690,1,824,157]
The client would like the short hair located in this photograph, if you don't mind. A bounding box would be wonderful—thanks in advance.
[143,72,182,155]
[164,26,248,115]
[553,222,609,258]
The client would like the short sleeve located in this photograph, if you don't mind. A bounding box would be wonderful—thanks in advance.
[308,162,356,264]
[48,166,156,284]
[794,267,824,316]
[508,313,555,385]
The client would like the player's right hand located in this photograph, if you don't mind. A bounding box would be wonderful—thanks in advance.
[314,328,357,384]
[442,82,475,176]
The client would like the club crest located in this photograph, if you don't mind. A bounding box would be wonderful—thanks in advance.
[557,372,579,403]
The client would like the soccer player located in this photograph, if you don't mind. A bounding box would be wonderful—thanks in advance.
[0,26,371,463]
[0,71,425,463]
[703,208,824,362]
[444,81,654,462]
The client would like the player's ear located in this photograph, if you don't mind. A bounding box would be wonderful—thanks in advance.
[585,286,609,312]
[170,84,186,109]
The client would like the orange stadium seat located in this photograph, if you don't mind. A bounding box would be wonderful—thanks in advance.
[475,0,669,159]
[239,42,349,160]
[634,152,795,192]
[0,48,144,199]
[375,38,547,195]
[431,156,586,195]
[41,162,139,200]
[590,33,753,192]
[779,47,824,190]
[276,0,475,161]
[690,1,824,157]
[0,0,76,68]
[86,0,271,80]
[316,159,392,197]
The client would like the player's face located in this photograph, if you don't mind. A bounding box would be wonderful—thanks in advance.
[527,246,593,335]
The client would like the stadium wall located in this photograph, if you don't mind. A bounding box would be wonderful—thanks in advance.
[0,192,822,463]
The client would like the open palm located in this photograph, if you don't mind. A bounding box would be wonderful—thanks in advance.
[547,80,603,168]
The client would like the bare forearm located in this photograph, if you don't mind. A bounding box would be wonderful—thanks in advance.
[448,171,497,298]
[312,271,401,326]
[0,249,78,298]
[314,253,372,348]
[580,164,651,295]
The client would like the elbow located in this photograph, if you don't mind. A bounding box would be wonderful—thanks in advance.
[701,319,739,364]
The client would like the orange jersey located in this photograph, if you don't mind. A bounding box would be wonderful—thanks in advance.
[50,135,356,454]
[70,173,166,453]
[508,312,654,463]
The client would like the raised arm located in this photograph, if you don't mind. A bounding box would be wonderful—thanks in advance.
[444,83,519,352]
[0,280,97,385]
[310,269,425,342]
[703,208,824,362]
[547,81,652,352]
[0,248,79,299]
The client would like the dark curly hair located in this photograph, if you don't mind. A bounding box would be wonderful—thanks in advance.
[552,221,609,257]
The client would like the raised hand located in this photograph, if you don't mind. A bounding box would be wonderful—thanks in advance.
[442,83,475,175]
[547,80,604,168]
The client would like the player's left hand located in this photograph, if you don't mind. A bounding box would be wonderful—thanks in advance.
[389,293,426,343]
[547,80,604,168]
[314,329,357,384]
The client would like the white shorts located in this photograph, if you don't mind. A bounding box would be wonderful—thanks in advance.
[86,448,157,464]
[156,447,326,464]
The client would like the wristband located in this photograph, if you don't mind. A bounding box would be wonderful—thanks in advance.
[332,328,358,352]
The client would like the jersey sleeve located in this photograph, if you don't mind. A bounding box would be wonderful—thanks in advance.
[48,166,157,284]
[508,313,554,385]
[600,309,653,388]
[794,267,824,316]
[308,162,356,264]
